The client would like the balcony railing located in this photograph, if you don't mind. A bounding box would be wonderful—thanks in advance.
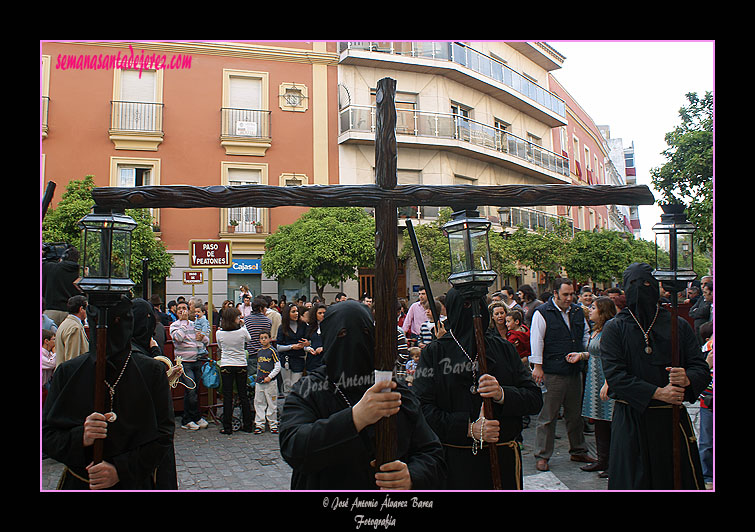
[339,41,566,118]
[500,206,574,234]
[221,108,271,138]
[110,101,164,133]
[340,105,569,178]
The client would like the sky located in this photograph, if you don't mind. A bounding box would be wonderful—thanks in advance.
[544,40,715,241]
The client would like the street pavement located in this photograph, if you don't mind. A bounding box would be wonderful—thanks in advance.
[40,399,702,492]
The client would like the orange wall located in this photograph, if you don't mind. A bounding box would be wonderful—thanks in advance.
[42,42,337,250]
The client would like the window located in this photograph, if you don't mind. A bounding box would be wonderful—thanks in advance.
[221,162,268,233]
[110,156,161,223]
[221,70,271,155]
[279,82,308,112]
[451,103,471,141]
[371,90,417,134]
[110,67,164,150]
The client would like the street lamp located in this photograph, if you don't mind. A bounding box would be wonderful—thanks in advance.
[443,208,498,292]
[76,206,138,296]
[650,202,696,490]
[74,205,137,466]
[651,203,696,288]
[442,207,502,489]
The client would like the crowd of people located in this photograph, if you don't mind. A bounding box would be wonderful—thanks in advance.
[42,255,713,491]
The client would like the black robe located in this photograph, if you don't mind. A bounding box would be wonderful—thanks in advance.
[42,297,175,490]
[601,263,710,490]
[412,288,543,490]
[279,301,446,490]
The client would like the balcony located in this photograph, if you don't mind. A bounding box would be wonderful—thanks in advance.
[338,42,566,127]
[220,108,272,156]
[339,105,570,181]
[499,206,574,234]
[109,101,164,150]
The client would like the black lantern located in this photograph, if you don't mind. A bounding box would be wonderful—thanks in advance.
[75,206,137,296]
[74,205,137,466]
[443,208,497,289]
[651,203,696,287]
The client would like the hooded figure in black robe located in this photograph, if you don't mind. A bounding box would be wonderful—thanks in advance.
[601,263,709,489]
[279,300,446,489]
[412,287,543,490]
[42,296,175,490]
[130,298,178,489]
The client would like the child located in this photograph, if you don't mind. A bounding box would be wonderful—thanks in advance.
[41,329,56,390]
[418,300,442,349]
[254,330,281,434]
[171,301,210,430]
[504,309,530,365]
[194,304,211,359]
[405,346,421,386]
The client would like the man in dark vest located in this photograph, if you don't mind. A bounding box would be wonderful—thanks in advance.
[530,278,597,472]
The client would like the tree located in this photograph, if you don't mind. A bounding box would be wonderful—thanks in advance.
[563,229,633,285]
[42,175,174,285]
[262,207,376,299]
[500,219,573,290]
[650,91,713,253]
[398,208,520,284]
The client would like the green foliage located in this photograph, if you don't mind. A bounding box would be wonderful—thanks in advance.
[500,220,573,286]
[42,175,174,284]
[650,91,713,253]
[563,230,633,284]
[398,208,453,283]
[262,207,376,298]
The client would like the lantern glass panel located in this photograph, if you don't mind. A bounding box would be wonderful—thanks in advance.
[448,231,468,275]
[469,229,491,271]
[83,228,107,278]
[111,229,132,279]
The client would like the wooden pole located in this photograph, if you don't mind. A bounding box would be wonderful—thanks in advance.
[373,77,398,468]
[471,297,502,490]
[670,291,681,489]
[92,306,108,465]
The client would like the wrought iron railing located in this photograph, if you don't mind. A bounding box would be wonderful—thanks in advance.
[221,108,271,138]
[110,101,164,133]
[500,206,574,234]
[339,41,566,118]
[340,105,569,177]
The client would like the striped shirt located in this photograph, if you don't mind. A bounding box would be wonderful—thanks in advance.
[243,312,272,358]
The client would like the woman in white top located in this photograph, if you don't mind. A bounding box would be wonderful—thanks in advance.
[215,306,254,434]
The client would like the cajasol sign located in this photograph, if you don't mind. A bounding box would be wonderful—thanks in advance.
[228,258,262,274]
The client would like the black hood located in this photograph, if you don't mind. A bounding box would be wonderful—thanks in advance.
[623,262,660,329]
[443,286,489,346]
[131,298,156,353]
[321,301,375,404]
[86,295,134,365]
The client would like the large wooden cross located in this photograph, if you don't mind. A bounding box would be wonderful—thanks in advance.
[92,77,655,468]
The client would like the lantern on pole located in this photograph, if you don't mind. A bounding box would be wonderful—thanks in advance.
[76,206,137,296]
[651,202,696,490]
[75,205,137,465]
[651,203,696,287]
[443,209,497,292]
[442,208,502,489]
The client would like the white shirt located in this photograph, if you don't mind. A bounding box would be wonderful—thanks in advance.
[529,299,590,366]
[216,327,252,367]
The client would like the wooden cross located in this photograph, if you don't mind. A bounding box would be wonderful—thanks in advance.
[92,77,655,469]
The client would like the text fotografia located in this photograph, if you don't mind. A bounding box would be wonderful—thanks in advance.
[325,495,434,529]
[55,44,191,77]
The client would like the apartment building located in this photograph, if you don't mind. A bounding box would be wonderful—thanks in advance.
[336,41,571,296]
[41,41,340,305]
